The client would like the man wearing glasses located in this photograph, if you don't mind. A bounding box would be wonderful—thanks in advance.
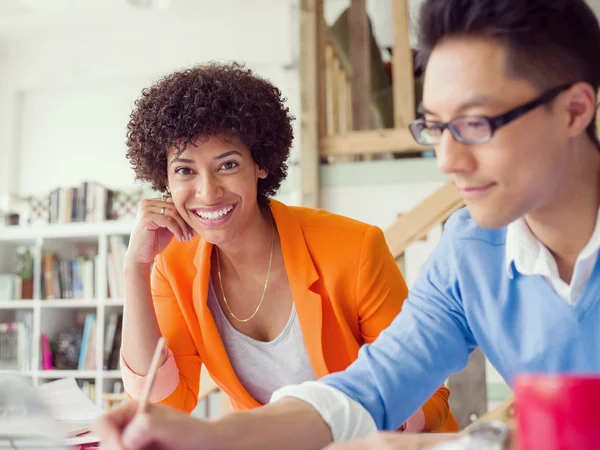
[93,0,600,448]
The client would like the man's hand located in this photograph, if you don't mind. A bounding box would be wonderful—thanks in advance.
[324,432,458,450]
[92,397,333,450]
[92,400,212,450]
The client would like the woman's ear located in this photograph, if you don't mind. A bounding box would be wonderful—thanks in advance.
[257,166,268,180]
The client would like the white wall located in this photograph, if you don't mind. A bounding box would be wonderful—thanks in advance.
[0,0,300,198]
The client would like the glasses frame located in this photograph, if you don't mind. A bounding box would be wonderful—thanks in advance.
[409,83,573,146]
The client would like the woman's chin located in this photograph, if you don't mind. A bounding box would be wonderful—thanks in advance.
[202,229,236,247]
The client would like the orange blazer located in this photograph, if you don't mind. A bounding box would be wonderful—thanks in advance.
[149,199,458,432]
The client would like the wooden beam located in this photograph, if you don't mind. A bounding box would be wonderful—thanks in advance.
[299,0,322,208]
[320,128,426,157]
[349,0,371,130]
[337,66,349,135]
[345,73,352,132]
[317,9,327,139]
[325,44,336,136]
[392,0,415,128]
[397,213,427,242]
[384,182,464,259]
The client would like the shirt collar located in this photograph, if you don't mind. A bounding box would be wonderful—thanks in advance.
[505,208,600,278]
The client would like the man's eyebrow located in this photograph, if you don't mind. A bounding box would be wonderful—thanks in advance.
[453,94,497,114]
[417,103,431,116]
[418,94,498,117]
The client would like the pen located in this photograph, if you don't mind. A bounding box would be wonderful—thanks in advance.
[136,337,167,414]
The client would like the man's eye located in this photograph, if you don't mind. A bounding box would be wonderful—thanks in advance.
[176,168,192,175]
[467,120,486,128]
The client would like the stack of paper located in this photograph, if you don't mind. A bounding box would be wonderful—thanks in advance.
[36,377,103,446]
[0,377,103,448]
[37,377,103,432]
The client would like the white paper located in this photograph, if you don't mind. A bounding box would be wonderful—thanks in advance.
[36,377,103,422]
[0,415,64,440]
[0,376,103,447]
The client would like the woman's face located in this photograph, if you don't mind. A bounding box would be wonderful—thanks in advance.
[166,134,267,246]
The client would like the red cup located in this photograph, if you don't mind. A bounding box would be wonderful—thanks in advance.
[514,373,600,450]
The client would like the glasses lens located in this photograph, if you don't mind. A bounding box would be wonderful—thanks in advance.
[450,116,492,144]
[409,120,442,145]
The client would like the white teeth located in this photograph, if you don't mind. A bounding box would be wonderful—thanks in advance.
[196,205,234,220]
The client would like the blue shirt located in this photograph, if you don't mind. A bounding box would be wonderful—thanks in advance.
[321,207,600,431]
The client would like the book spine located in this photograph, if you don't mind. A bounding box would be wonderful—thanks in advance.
[41,333,54,370]
[78,314,95,371]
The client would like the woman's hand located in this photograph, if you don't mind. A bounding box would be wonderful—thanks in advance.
[92,400,211,450]
[125,196,196,267]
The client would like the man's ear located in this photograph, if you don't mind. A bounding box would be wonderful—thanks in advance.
[565,82,597,138]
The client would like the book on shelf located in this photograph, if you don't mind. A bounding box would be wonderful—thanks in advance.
[107,236,128,299]
[77,314,96,371]
[49,181,115,224]
[0,274,22,301]
[0,313,33,371]
[42,251,96,300]
[6,181,147,227]
[77,379,96,404]
[40,334,53,371]
[40,312,122,372]
[103,312,122,371]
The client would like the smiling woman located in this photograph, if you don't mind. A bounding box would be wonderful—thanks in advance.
[117,62,457,433]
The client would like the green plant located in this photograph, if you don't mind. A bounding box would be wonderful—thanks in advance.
[16,246,34,281]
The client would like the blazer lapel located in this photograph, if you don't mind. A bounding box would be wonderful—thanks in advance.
[270,200,329,378]
[192,239,260,407]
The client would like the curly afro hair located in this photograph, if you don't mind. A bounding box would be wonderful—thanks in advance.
[126,62,294,205]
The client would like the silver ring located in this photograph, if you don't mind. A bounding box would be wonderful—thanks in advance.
[160,206,166,215]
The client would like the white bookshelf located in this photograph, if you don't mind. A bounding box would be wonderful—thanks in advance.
[0,220,134,407]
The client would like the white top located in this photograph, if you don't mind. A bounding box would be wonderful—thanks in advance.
[505,208,600,305]
[208,278,317,405]
[271,209,600,442]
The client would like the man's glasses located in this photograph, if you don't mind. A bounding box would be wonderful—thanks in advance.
[408,84,573,146]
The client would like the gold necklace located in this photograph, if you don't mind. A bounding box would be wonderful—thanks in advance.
[216,210,275,323]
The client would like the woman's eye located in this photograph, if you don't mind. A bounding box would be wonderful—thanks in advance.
[176,167,193,175]
[220,161,239,171]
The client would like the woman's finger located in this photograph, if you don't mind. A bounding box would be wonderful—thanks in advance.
[139,197,196,242]
[153,205,192,242]
[158,197,196,241]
